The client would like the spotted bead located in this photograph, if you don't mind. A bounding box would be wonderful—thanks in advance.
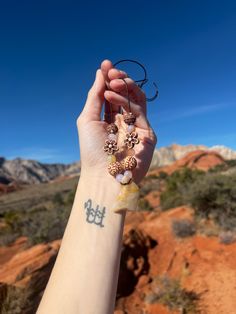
[122,156,137,170]
[106,123,118,134]
[123,112,136,125]
[108,161,123,176]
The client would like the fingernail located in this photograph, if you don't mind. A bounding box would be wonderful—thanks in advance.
[119,70,127,76]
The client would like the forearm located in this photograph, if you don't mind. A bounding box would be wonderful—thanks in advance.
[37,172,126,314]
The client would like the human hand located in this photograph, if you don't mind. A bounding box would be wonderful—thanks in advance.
[77,59,157,184]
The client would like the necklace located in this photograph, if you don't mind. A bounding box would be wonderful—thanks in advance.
[103,79,139,185]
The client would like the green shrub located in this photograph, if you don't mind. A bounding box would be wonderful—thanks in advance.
[226,159,236,168]
[52,192,64,205]
[160,168,205,210]
[138,198,153,211]
[144,275,199,313]
[160,167,236,231]
[65,187,76,206]
[219,231,236,245]
[209,159,236,173]
[158,171,168,180]
[140,177,161,198]
[1,204,71,245]
[186,173,236,230]
[172,219,196,238]
[1,285,30,314]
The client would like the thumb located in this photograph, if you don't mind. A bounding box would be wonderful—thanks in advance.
[80,69,106,122]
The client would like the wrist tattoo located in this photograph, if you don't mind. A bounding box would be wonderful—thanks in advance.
[84,199,106,227]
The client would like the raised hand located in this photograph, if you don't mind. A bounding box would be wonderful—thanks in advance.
[77,59,157,184]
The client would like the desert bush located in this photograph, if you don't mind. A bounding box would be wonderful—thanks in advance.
[160,168,205,210]
[146,174,159,179]
[65,187,76,206]
[1,285,30,314]
[144,275,199,313]
[226,159,236,168]
[158,171,168,180]
[138,198,153,211]
[52,192,64,205]
[209,159,236,173]
[172,219,196,238]
[140,177,161,198]
[1,204,71,245]
[185,173,236,230]
[160,168,236,232]
[219,231,236,245]
[209,163,228,173]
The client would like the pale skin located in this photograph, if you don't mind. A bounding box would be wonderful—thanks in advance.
[37,59,157,314]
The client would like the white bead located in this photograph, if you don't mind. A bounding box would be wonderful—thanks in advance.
[121,175,131,184]
[108,133,117,141]
[124,170,132,179]
[116,174,124,183]
[127,125,135,133]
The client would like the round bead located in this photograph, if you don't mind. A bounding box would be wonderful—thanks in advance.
[107,155,116,164]
[124,170,132,179]
[121,175,132,185]
[124,112,136,125]
[127,148,135,156]
[108,133,117,141]
[106,123,118,134]
[123,156,137,170]
[115,173,124,183]
[108,161,123,176]
[127,124,135,133]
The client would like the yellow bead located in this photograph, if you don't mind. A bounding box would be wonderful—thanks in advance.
[107,155,116,163]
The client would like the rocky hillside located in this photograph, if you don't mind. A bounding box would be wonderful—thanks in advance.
[0,150,236,313]
[0,157,80,184]
[1,207,236,314]
[0,144,235,185]
[150,150,225,176]
[150,144,236,169]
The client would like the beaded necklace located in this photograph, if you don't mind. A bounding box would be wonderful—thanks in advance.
[103,79,139,185]
[102,59,158,212]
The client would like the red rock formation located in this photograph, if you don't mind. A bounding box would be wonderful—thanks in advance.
[120,207,236,314]
[0,181,22,195]
[1,207,236,313]
[0,237,28,265]
[0,239,60,313]
[150,150,225,176]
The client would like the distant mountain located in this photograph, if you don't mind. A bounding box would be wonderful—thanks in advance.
[1,144,236,185]
[0,157,80,184]
[150,144,236,169]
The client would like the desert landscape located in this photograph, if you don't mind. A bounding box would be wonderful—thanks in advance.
[0,144,236,314]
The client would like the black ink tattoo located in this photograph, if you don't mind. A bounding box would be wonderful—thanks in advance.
[84,199,106,227]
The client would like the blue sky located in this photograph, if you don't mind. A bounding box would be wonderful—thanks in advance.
[0,0,235,163]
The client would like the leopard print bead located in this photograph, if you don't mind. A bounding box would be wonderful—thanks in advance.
[122,156,137,170]
[108,161,123,176]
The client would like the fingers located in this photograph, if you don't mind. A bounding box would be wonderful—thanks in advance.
[104,90,149,129]
[101,59,128,123]
[110,78,146,102]
[107,68,128,81]
[78,69,105,122]
[100,59,113,88]
[100,61,149,128]
[108,68,146,113]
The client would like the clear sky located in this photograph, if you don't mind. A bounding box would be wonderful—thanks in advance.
[0,0,235,163]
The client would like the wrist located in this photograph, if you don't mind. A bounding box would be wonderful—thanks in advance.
[78,168,140,214]
[78,168,122,205]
